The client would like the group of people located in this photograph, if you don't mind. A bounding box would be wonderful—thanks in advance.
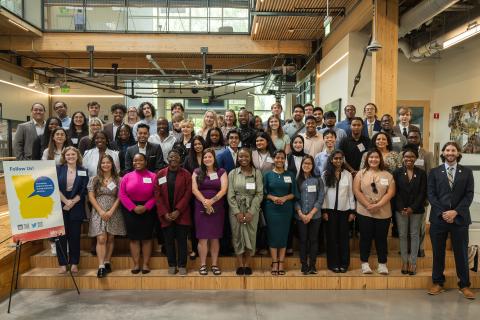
[13,100,475,299]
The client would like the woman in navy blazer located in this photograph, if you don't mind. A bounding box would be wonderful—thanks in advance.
[56,146,89,274]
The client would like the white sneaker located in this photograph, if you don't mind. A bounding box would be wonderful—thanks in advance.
[377,263,389,275]
[50,242,57,256]
[361,262,373,274]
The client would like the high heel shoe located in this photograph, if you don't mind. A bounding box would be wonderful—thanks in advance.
[278,261,286,275]
[271,261,278,275]
[408,264,416,276]
[401,263,408,275]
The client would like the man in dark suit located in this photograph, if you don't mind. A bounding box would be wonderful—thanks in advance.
[125,123,165,173]
[393,106,418,139]
[216,129,240,173]
[427,141,475,299]
[14,102,46,160]
[361,102,381,139]
[104,103,127,143]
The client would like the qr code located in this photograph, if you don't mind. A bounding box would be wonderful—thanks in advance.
[23,224,30,229]
[17,225,23,230]
[38,222,43,228]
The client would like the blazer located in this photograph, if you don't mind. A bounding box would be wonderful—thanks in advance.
[393,166,427,214]
[393,124,418,138]
[217,147,236,173]
[103,123,122,143]
[155,167,192,227]
[125,142,166,173]
[427,164,474,226]
[56,164,89,221]
[14,121,41,160]
[362,119,382,138]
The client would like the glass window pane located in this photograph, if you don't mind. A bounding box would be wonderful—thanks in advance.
[223,8,248,18]
[191,7,207,17]
[191,18,207,32]
[0,0,23,16]
[85,6,126,31]
[209,18,222,32]
[224,19,248,33]
[169,18,190,32]
[169,7,189,17]
[44,5,80,31]
[209,7,222,17]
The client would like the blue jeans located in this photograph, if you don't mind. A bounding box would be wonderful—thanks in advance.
[395,212,423,265]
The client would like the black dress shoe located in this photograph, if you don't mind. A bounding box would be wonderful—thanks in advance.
[244,267,252,275]
[309,267,318,275]
[142,269,151,274]
[301,264,309,275]
[332,267,341,273]
[236,267,245,275]
[131,268,141,274]
[104,263,112,273]
[97,267,107,278]
[339,267,347,273]
[417,250,425,258]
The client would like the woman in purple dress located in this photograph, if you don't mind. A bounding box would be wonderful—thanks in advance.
[192,148,228,276]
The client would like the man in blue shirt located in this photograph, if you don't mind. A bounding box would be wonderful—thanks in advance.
[336,104,356,136]
[53,101,71,129]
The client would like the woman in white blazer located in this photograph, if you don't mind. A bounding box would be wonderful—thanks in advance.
[83,131,120,177]
[322,150,356,273]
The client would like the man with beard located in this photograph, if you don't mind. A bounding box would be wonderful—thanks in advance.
[237,109,257,149]
[283,104,306,138]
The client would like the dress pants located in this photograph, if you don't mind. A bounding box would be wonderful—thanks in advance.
[297,218,321,268]
[325,210,350,270]
[220,202,234,256]
[162,223,189,268]
[56,213,82,266]
[430,222,470,288]
[357,215,390,264]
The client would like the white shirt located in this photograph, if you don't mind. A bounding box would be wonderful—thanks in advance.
[228,146,238,166]
[399,124,409,135]
[293,155,303,178]
[322,170,356,211]
[41,148,62,165]
[82,148,120,177]
[148,133,176,161]
[112,123,122,139]
[32,119,46,136]
[138,143,147,155]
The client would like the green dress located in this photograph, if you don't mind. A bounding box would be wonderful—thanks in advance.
[227,168,264,256]
[263,170,299,248]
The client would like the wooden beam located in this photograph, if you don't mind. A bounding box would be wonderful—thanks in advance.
[322,0,373,57]
[0,33,311,56]
[0,8,42,37]
[371,0,398,117]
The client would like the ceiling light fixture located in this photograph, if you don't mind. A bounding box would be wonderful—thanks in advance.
[8,19,29,32]
[0,79,48,95]
[254,22,259,35]
[443,21,480,49]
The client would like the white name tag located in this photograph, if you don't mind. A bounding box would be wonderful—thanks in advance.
[186,143,191,148]
[107,181,116,191]
[158,177,167,185]
[392,137,401,143]
[380,178,389,186]
[266,157,274,164]
[246,182,256,190]
[284,176,292,183]
[414,159,424,167]
[307,185,316,193]
[77,170,87,176]
[209,172,218,180]
[71,138,78,144]
[143,177,152,184]
[357,143,365,152]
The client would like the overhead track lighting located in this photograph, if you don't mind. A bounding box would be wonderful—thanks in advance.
[8,19,29,32]
[443,21,480,49]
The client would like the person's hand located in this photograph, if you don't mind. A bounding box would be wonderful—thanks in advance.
[203,199,214,208]
[63,199,74,208]
[276,196,286,205]
[348,213,356,222]
[169,210,180,221]
[235,213,244,223]
[99,209,108,221]
[322,213,329,221]
[403,208,413,216]
[244,212,254,223]
[303,214,312,224]
[442,210,457,223]
[134,205,146,214]
[62,204,72,211]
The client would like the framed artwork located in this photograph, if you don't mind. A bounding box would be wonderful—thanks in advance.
[449,101,480,154]
[323,98,342,121]
[397,100,430,150]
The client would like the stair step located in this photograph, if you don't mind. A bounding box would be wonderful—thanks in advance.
[18,267,480,290]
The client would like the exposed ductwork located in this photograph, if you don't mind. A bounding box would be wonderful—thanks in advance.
[398,0,460,38]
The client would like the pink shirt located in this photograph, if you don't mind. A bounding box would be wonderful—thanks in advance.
[119,169,157,211]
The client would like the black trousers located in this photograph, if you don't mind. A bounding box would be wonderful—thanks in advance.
[162,223,190,268]
[56,215,82,266]
[220,202,234,255]
[189,201,198,255]
[297,218,321,268]
[325,210,350,269]
[430,222,470,288]
[357,215,390,264]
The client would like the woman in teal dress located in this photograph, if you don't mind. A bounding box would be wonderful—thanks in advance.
[263,149,299,275]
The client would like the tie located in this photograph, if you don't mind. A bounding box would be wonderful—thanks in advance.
[368,123,373,138]
[447,167,455,189]
[402,127,408,138]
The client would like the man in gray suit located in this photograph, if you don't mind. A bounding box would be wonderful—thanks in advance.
[14,102,46,160]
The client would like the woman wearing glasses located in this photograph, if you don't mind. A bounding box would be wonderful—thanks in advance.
[353,148,395,275]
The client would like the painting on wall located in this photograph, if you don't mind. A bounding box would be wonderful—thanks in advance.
[449,101,480,153]
[323,98,342,121]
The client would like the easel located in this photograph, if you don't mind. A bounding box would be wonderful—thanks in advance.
[7,236,80,314]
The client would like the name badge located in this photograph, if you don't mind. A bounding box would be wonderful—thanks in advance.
[392,137,401,143]
[380,178,389,186]
[186,143,191,148]
[71,138,78,144]
[284,176,292,183]
[209,172,219,180]
[107,181,116,191]
[307,185,316,193]
[246,182,256,190]
[266,157,274,164]
[415,159,424,167]
[77,170,87,176]
[357,143,365,152]
[158,177,167,185]
[143,177,152,184]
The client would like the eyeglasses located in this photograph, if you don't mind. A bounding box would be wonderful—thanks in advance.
[371,182,378,194]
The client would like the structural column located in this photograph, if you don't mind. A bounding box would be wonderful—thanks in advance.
[371,0,398,117]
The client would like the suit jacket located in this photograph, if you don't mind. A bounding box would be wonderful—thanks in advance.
[155,167,192,227]
[427,164,474,226]
[217,148,236,173]
[56,164,89,221]
[14,121,40,160]
[125,142,165,173]
[393,166,427,214]
[362,119,382,138]
[393,124,418,138]
[104,123,123,143]
[417,148,434,174]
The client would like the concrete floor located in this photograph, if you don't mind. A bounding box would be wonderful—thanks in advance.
[1,289,478,320]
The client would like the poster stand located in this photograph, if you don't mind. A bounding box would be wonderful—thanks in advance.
[6,238,80,314]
